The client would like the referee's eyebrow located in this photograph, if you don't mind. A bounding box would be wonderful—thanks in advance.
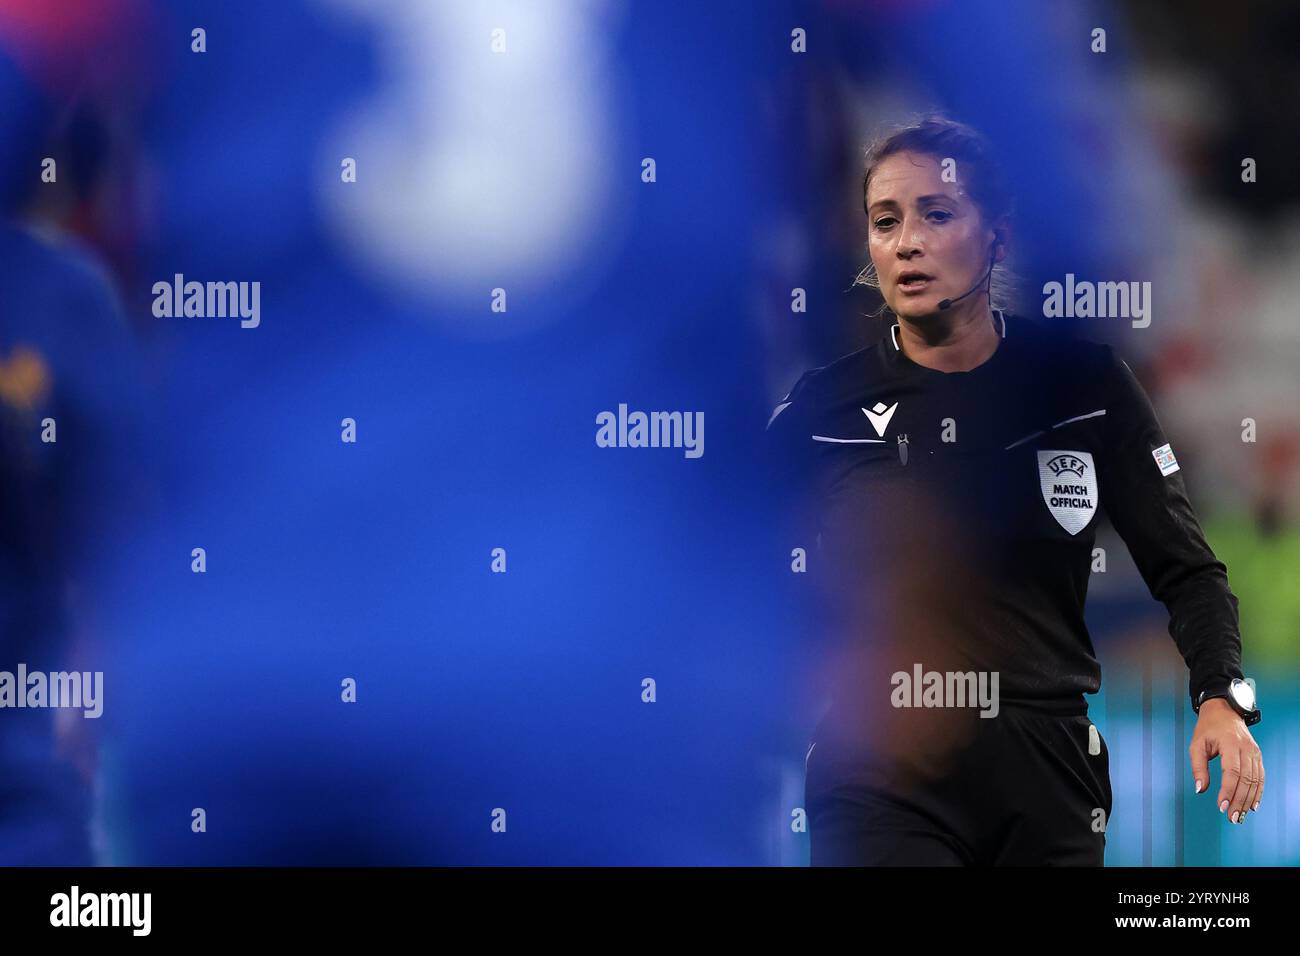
[868,193,957,213]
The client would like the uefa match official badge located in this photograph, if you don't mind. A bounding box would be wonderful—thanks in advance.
[1037,450,1098,535]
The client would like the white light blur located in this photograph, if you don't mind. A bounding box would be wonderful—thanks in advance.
[316,0,632,339]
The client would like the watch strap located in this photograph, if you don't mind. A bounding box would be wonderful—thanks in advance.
[1196,685,1261,725]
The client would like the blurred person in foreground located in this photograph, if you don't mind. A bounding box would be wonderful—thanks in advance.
[0,44,140,865]
[767,117,1262,866]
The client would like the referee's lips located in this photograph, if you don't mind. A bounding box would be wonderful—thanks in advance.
[896,269,934,295]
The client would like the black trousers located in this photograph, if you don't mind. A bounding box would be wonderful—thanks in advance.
[805,702,1112,866]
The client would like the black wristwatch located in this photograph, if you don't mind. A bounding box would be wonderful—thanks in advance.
[1194,677,1261,726]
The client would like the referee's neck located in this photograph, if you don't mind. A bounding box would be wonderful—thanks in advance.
[895,304,1002,374]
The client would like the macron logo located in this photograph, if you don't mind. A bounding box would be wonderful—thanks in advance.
[863,401,898,437]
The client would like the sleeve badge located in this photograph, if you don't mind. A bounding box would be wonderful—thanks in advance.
[1152,442,1180,477]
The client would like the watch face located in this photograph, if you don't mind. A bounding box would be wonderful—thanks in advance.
[1230,678,1256,711]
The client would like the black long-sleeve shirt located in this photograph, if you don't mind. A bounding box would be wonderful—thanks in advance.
[766,313,1243,718]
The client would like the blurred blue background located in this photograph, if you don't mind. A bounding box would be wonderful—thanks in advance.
[0,0,1295,865]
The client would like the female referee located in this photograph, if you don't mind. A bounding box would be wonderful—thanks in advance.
[767,117,1264,866]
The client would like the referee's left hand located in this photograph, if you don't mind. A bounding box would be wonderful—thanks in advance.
[1190,698,1264,824]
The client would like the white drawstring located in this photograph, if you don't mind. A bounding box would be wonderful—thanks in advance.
[890,308,1007,352]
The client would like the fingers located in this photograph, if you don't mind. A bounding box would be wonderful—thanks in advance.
[1222,743,1263,824]
[1237,748,1263,822]
[1217,749,1244,821]
[1255,755,1265,811]
[1189,734,1211,795]
[1240,751,1261,821]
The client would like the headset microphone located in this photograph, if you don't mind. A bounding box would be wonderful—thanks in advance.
[937,245,998,311]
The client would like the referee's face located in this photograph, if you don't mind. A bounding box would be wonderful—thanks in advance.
[865,150,996,321]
